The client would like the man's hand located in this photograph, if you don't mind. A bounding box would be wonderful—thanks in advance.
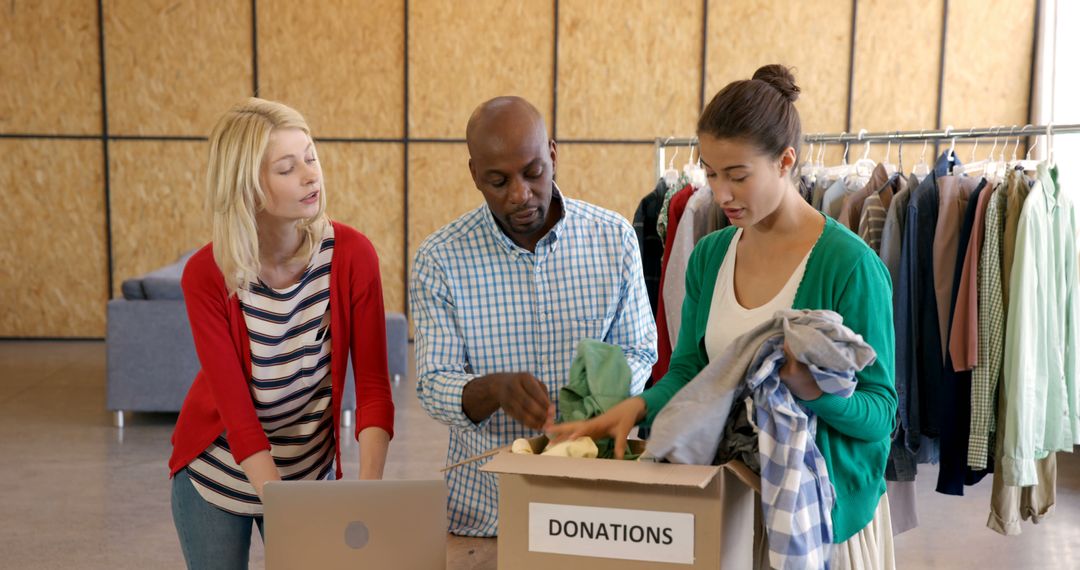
[462,372,554,430]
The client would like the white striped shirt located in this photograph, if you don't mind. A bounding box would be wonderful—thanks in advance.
[186,226,336,515]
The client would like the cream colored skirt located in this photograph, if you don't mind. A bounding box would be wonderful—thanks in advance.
[829,493,896,570]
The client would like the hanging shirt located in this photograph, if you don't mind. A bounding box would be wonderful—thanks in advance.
[633,179,668,314]
[664,186,718,347]
[931,176,977,359]
[935,178,990,496]
[838,165,889,232]
[1000,164,1080,487]
[878,176,915,284]
[652,184,695,383]
[950,183,997,372]
[859,173,905,254]
[820,177,856,219]
[968,183,1007,471]
[411,187,657,536]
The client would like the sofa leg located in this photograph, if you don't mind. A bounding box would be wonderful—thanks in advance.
[114,410,126,428]
[341,409,353,428]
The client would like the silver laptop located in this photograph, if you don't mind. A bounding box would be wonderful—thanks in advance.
[264,479,447,570]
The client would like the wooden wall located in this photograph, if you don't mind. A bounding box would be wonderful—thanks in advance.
[0,0,1038,337]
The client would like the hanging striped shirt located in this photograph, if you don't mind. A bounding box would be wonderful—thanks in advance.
[186,225,336,515]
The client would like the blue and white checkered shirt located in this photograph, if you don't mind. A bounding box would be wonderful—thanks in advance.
[410,187,657,536]
[747,325,865,570]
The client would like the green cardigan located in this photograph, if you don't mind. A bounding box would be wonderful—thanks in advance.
[640,216,897,542]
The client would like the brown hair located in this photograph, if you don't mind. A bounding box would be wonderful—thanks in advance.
[697,64,802,170]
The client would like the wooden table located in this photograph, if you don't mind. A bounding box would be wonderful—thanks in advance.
[446,535,497,569]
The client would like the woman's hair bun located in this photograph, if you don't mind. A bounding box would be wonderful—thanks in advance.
[752,64,800,103]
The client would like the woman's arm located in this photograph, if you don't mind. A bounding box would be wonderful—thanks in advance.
[181,252,272,464]
[347,231,396,459]
[799,251,898,441]
[240,450,281,498]
[358,427,391,480]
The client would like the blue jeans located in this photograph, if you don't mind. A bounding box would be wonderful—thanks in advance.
[171,468,264,570]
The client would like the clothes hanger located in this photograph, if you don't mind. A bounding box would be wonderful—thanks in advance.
[912,130,931,180]
[662,138,681,189]
[682,141,707,189]
[853,129,877,179]
[1015,124,1042,171]
[815,137,827,176]
[800,140,816,179]
[943,125,958,174]
[824,132,854,178]
[989,125,1016,181]
[961,127,988,176]
[881,135,898,176]
[1047,122,1056,168]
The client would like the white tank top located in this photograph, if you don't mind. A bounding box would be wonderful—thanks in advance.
[704,228,812,361]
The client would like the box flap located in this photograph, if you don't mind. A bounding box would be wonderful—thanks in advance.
[722,459,762,493]
[481,452,724,489]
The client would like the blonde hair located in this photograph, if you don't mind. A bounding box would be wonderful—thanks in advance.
[206,98,328,295]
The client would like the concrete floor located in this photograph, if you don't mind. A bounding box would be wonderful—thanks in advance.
[0,340,1077,569]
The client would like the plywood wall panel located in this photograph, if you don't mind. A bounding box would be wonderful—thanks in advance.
[557,0,702,139]
[258,0,404,139]
[319,143,406,314]
[409,0,554,139]
[0,1,101,134]
[407,143,483,262]
[851,0,944,135]
[941,0,1035,129]
[104,0,252,136]
[0,140,106,337]
[556,144,654,223]
[109,141,210,297]
[705,1,853,138]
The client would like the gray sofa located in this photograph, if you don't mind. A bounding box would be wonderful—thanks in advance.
[106,252,409,428]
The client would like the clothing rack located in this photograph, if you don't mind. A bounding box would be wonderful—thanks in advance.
[804,123,1080,144]
[654,137,699,180]
[655,123,1080,179]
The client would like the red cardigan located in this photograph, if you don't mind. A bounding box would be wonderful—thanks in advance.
[168,221,395,479]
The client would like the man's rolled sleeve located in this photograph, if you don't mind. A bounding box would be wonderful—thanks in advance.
[411,246,490,432]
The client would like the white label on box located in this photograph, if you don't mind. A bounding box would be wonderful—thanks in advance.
[528,502,695,565]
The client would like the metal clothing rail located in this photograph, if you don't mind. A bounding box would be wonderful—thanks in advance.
[654,124,1079,178]
[803,123,1080,144]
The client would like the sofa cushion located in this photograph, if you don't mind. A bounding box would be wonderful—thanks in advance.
[142,263,186,300]
[125,250,197,300]
[121,278,147,300]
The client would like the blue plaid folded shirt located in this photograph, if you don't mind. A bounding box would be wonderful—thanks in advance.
[410,188,657,536]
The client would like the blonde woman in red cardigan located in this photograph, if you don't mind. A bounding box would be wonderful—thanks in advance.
[168,98,394,569]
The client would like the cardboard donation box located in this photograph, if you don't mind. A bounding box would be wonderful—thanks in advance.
[480,436,762,569]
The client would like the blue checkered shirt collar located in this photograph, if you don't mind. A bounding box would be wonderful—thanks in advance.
[479,183,567,256]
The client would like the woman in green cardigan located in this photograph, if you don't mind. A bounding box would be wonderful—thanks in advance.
[548,64,898,568]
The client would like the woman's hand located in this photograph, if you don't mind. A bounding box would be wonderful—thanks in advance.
[239,450,281,499]
[779,341,823,401]
[544,396,647,459]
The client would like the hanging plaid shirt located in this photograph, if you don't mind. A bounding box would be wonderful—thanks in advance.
[410,187,657,536]
[969,184,1006,470]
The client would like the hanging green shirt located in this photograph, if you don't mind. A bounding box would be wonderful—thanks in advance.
[1000,164,1080,487]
